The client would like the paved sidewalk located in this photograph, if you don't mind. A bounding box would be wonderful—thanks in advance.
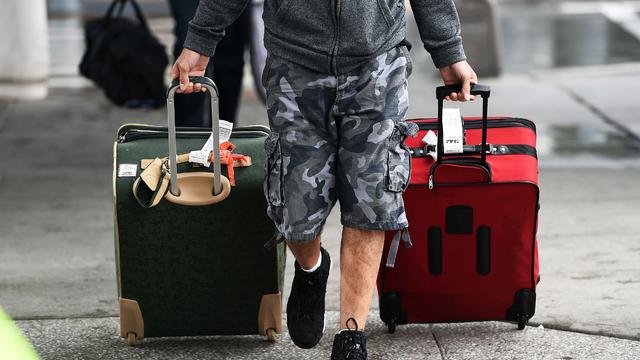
[2,3,640,356]
[15,312,640,360]
[2,64,640,357]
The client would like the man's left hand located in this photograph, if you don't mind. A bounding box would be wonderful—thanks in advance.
[439,60,478,102]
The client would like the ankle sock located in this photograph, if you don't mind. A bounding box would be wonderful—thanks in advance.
[301,252,322,273]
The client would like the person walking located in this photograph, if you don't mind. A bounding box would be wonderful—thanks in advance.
[168,0,250,126]
[171,1,477,358]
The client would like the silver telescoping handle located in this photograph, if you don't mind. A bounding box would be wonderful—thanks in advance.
[166,76,222,196]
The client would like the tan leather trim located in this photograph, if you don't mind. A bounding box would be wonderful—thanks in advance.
[164,173,231,206]
[177,153,190,164]
[258,293,283,335]
[151,174,169,207]
[140,159,154,170]
[113,141,122,295]
[140,158,163,191]
[141,154,191,170]
[258,293,282,336]
[151,175,170,207]
[120,297,144,340]
[132,173,170,209]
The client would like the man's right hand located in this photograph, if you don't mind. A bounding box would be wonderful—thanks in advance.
[170,48,210,94]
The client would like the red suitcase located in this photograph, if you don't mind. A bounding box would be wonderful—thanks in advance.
[377,84,539,333]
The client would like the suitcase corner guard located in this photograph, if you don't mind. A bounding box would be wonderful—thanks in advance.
[258,293,282,341]
[120,297,144,345]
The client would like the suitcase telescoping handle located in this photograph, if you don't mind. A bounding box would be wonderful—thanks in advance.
[436,83,491,164]
[166,76,223,197]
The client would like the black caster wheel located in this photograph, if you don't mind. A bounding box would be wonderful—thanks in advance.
[517,314,527,330]
[387,318,397,334]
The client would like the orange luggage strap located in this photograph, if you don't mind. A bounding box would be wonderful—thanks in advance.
[214,141,251,186]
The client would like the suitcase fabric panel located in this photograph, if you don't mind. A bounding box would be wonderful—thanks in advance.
[115,129,283,337]
[380,183,538,322]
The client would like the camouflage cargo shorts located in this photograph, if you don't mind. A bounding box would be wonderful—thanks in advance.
[262,46,418,243]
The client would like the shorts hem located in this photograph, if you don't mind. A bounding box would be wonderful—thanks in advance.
[340,219,408,232]
[280,227,324,244]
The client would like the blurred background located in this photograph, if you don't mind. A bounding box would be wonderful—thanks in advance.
[1,0,639,358]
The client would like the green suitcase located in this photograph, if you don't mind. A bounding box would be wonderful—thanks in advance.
[113,77,285,345]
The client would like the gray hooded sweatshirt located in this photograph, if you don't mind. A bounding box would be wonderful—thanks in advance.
[184,0,466,75]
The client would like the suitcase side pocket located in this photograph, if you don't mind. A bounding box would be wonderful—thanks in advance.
[429,159,491,189]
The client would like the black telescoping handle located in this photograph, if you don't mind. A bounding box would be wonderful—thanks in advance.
[436,83,491,164]
[436,83,490,100]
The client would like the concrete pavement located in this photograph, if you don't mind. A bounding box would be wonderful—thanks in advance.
[14,312,640,360]
[2,65,640,357]
[2,1,640,358]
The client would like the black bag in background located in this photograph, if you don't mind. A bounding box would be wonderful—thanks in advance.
[80,0,168,108]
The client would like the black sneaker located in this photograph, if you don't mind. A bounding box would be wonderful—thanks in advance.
[331,318,367,360]
[287,247,331,349]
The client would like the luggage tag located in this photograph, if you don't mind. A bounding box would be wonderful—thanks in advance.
[118,164,138,177]
[421,130,438,160]
[188,150,211,167]
[190,120,233,167]
[442,108,464,154]
[200,120,234,152]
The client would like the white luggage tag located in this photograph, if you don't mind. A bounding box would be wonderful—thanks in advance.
[118,164,138,177]
[442,108,464,154]
[200,120,234,152]
[189,150,211,167]
[421,130,438,160]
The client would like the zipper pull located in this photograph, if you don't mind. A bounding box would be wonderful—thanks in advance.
[428,174,434,190]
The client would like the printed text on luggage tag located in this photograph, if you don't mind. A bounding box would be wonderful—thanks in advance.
[118,164,138,177]
[442,108,464,154]
[201,120,234,152]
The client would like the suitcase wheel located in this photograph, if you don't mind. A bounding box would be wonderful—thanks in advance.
[126,332,137,346]
[517,315,527,330]
[266,328,277,342]
[380,291,405,334]
[387,318,397,334]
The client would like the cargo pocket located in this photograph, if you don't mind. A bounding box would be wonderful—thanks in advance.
[386,121,418,192]
[264,132,285,206]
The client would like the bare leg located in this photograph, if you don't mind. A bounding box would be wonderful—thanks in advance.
[286,235,321,270]
[339,227,384,330]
